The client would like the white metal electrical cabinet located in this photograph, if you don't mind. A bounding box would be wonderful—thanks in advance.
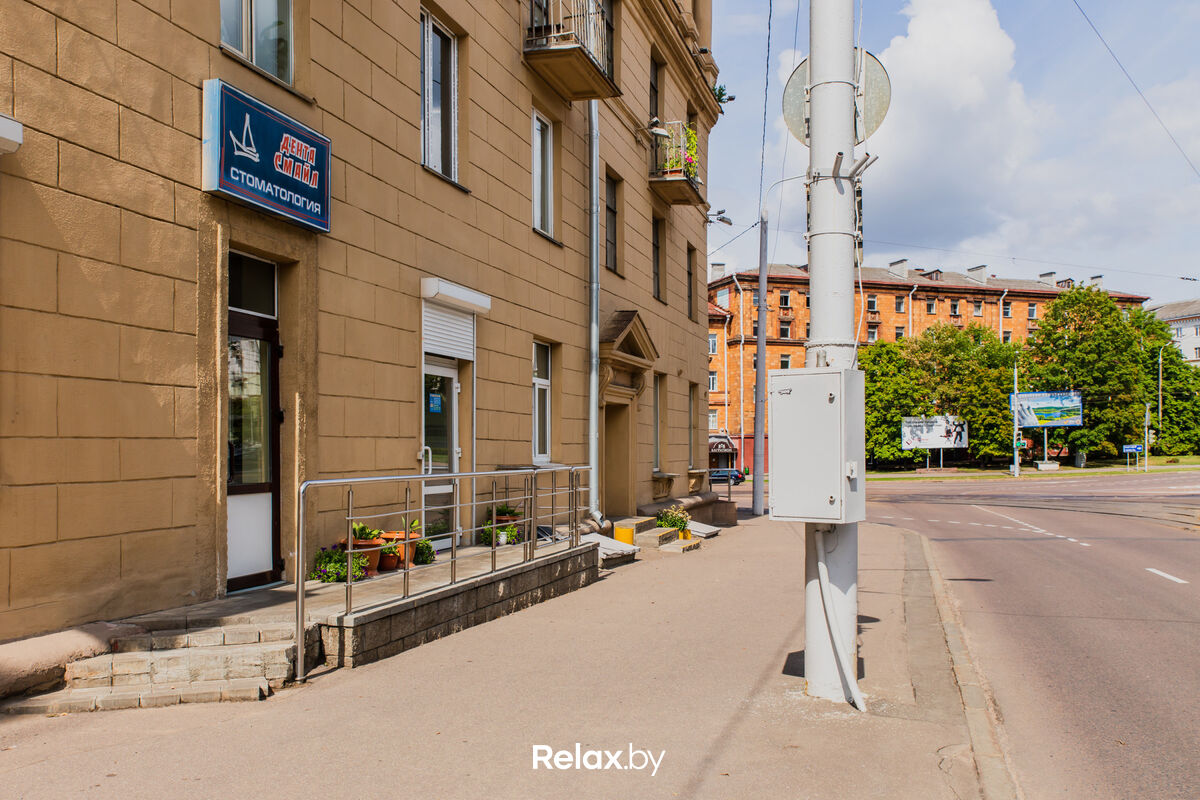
[767,368,866,523]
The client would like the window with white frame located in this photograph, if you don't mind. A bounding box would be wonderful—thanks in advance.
[653,374,666,469]
[973,299,983,316]
[895,326,905,340]
[780,353,791,369]
[1002,331,1011,343]
[688,383,697,468]
[866,294,877,312]
[779,321,791,339]
[708,371,717,391]
[1028,302,1037,319]
[532,342,552,462]
[867,325,878,342]
[950,299,960,316]
[708,333,717,354]
[708,410,718,430]
[1003,300,1012,318]
[420,10,457,180]
[221,0,293,83]
[532,111,553,235]
[895,295,905,313]
[926,297,936,314]
[779,290,790,308]
[1194,346,1200,359]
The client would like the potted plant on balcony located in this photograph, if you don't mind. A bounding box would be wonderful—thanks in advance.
[382,519,422,568]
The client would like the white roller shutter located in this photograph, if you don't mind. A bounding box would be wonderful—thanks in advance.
[422,301,475,361]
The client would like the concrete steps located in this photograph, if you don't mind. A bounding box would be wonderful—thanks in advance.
[634,527,679,548]
[0,620,314,715]
[1,678,270,714]
[660,538,702,554]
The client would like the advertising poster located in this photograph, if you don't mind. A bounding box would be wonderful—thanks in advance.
[901,416,968,450]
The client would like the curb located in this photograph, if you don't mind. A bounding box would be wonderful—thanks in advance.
[919,534,1022,800]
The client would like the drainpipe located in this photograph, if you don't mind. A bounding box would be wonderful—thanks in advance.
[907,284,917,336]
[723,312,732,435]
[587,100,602,522]
[998,288,1008,339]
[731,272,746,472]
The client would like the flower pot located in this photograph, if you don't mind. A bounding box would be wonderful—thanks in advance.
[385,530,423,567]
[341,536,384,573]
[378,552,400,571]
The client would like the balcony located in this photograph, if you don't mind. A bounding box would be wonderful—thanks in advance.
[524,0,620,100]
[649,121,705,206]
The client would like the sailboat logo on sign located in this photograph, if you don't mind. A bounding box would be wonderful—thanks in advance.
[229,114,260,162]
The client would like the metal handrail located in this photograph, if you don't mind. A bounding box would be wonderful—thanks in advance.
[296,465,590,680]
[525,0,611,75]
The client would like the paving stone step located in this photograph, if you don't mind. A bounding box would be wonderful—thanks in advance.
[0,678,270,715]
[66,641,296,689]
[659,538,702,554]
[634,527,679,548]
[610,515,659,534]
[111,622,296,652]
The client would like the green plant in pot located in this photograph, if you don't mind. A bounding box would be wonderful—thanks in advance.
[309,547,368,583]
[656,505,691,538]
[379,541,401,571]
[491,503,521,524]
[413,539,435,565]
[349,522,386,573]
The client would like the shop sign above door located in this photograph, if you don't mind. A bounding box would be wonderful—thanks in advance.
[202,80,331,233]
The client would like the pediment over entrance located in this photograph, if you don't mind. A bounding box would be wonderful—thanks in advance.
[599,311,658,405]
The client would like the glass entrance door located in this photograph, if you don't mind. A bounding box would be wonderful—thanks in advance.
[423,360,458,551]
[226,252,281,591]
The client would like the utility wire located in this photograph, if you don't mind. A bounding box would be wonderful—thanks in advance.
[770,1,804,265]
[1070,0,1200,181]
[756,0,775,212]
[707,221,760,257]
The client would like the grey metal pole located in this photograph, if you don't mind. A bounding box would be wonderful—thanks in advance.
[1012,358,1020,477]
[1158,346,1164,435]
[803,0,861,705]
[587,99,602,522]
[752,213,769,515]
[1145,402,1150,473]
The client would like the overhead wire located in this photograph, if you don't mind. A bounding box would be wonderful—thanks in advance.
[1069,0,1200,182]
[707,221,760,258]
[756,0,775,212]
[770,1,804,266]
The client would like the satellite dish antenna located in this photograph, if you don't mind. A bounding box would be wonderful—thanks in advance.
[782,49,891,146]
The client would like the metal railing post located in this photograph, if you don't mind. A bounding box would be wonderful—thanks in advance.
[403,483,411,599]
[345,488,355,616]
[295,482,307,681]
[550,470,557,556]
[490,480,498,573]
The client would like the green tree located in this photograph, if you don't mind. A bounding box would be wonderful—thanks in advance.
[1128,308,1200,454]
[859,341,926,464]
[1025,287,1143,457]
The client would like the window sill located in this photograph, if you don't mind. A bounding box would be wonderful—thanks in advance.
[605,266,625,279]
[533,227,563,247]
[655,295,668,306]
[421,165,471,194]
[219,45,315,104]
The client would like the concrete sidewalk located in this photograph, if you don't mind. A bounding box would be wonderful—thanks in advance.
[0,518,992,799]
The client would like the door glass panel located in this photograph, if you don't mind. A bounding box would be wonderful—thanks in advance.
[424,373,453,473]
[536,386,549,457]
[229,336,272,485]
[229,252,277,317]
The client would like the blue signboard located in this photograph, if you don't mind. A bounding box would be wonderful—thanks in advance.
[1123,444,1144,454]
[202,80,331,232]
[428,394,442,413]
[1010,391,1083,428]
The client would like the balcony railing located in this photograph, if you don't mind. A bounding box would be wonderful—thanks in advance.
[524,0,619,100]
[649,121,704,205]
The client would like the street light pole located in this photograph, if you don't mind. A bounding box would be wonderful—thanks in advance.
[752,213,769,516]
[1158,345,1165,434]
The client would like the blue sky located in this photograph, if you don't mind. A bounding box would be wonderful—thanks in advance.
[706,0,1200,303]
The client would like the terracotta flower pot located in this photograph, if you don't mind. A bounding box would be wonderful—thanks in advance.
[378,552,400,571]
[341,536,384,574]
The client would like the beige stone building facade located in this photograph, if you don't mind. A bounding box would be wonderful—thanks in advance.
[0,0,720,642]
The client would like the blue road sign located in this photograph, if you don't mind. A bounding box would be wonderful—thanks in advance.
[1122,444,1144,454]
[202,80,331,232]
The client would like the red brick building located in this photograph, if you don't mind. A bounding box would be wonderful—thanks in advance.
[707,260,1149,472]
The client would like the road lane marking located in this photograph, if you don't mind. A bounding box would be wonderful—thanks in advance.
[1079,542,1092,547]
[1146,568,1188,584]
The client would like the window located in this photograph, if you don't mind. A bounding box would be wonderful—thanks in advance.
[717,288,730,307]
[973,299,983,317]
[867,325,878,343]
[1195,347,1200,359]
[649,59,660,118]
[1028,302,1037,319]
[779,291,791,308]
[421,10,457,179]
[688,383,697,468]
[805,322,810,339]
[752,289,760,306]
[687,246,696,320]
[779,322,791,339]
[532,111,554,235]
[780,354,791,369]
[652,218,664,301]
[926,298,936,314]
[708,371,717,391]
[1194,326,1200,336]
[708,410,718,430]
[653,374,666,469]
[752,355,758,370]
[1002,300,1012,318]
[895,327,905,340]
[708,333,717,354]
[221,0,293,83]
[752,321,758,337]
[803,292,809,308]
[950,299,960,316]
[895,295,905,313]
[1002,331,1012,343]
[605,175,619,273]
[866,294,877,312]
[532,342,552,462]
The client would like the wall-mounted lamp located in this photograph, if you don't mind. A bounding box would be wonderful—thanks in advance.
[646,116,670,138]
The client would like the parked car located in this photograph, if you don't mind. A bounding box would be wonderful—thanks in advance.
[709,468,745,485]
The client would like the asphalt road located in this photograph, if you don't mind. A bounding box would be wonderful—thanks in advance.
[871,470,1200,799]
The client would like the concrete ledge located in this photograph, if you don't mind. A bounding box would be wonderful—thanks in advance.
[0,622,146,700]
[320,543,599,668]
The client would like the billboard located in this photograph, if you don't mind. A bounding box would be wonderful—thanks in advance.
[901,416,968,450]
[1011,391,1083,428]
